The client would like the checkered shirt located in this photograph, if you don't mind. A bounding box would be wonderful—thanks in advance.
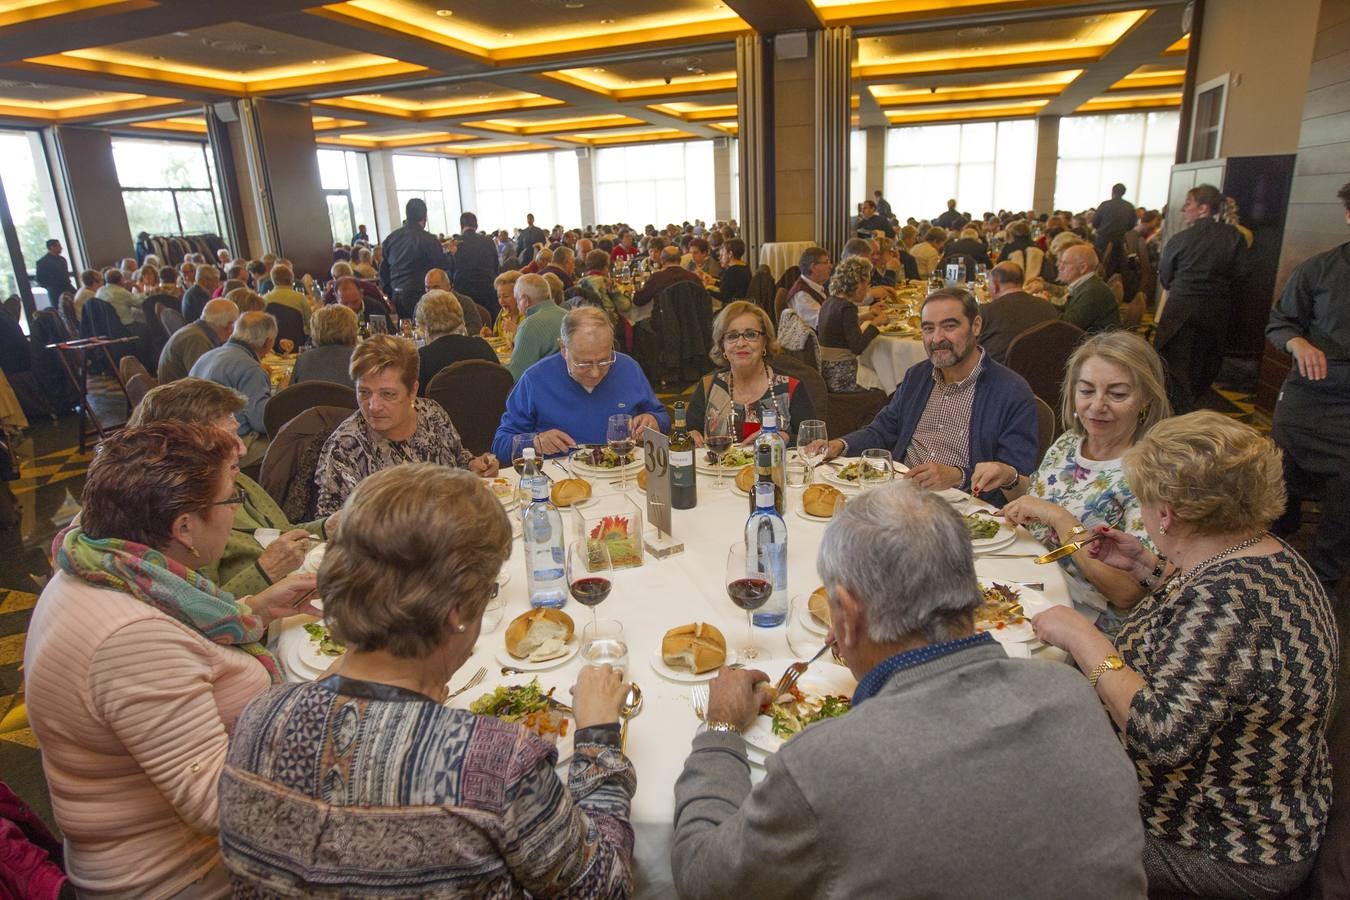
[903,349,986,472]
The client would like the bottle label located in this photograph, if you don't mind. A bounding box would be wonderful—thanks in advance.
[669,450,693,466]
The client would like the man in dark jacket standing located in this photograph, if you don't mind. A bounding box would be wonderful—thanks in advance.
[34,239,73,304]
[515,213,548,269]
[1092,183,1137,278]
[449,212,501,322]
[380,198,446,321]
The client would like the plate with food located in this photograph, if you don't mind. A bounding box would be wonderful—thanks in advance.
[965,512,1017,552]
[795,484,846,523]
[569,445,643,476]
[800,586,831,636]
[696,445,757,474]
[973,582,1042,643]
[294,621,345,675]
[486,477,518,511]
[494,608,579,671]
[651,622,734,683]
[467,678,574,760]
[818,460,893,490]
[742,667,856,755]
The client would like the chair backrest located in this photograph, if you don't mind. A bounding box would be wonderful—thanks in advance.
[1106,273,1125,303]
[776,265,800,291]
[126,372,157,410]
[1004,318,1084,425]
[265,302,306,349]
[118,354,149,384]
[263,380,357,439]
[747,265,776,319]
[158,304,186,336]
[768,353,828,431]
[772,287,787,323]
[58,294,80,336]
[474,302,492,330]
[1033,396,1056,465]
[1121,291,1145,330]
[425,359,515,456]
[258,405,352,521]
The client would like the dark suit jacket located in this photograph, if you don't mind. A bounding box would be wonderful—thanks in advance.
[1061,276,1121,335]
[515,226,548,266]
[450,230,501,319]
[1156,218,1249,348]
[978,291,1061,363]
[34,254,72,300]
[417,334,498,394]
[634,266,700,307]
[181,285,212,322]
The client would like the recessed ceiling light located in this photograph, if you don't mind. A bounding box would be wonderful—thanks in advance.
[592,67,605,72]
[600,18,614,23]
[172,31,189,37]
[312,59,326,65]
[564,0,584,7]
[435,8,453,15]
[502,32,513,37]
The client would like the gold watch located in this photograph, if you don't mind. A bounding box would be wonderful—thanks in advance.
[1088,655,1125,687]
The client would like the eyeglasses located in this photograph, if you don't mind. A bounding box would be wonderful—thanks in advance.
[567,353,617,374]
[723,329,765,344]
[486,582,500,602]
[208,485,247,508]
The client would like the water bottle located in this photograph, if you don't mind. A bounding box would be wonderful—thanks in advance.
[753,404,787,514]
[522,473,568,608]
[745,482,788,627]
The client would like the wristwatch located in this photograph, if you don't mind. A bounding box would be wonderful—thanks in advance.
[1087,655,1125,687]
[701,720,742,735]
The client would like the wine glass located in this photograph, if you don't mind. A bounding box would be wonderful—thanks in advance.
[797,419,828,483]
[581,619,628,674]
[861,449,894,488]
[705,406,736,490]
[607,413,634,490]
[725,543,771,661]
[566,540,611,629]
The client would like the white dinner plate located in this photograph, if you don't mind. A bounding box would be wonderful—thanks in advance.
[648,648,738,684]
[569,448,644,477]
[742,666,857,756]
[966,515,1017,553]
[457,678,575,764]
[798,602,829,637]
[496,571,511,588]
[974,584,1052,644]
[494,639,580,672]
[793,506,836,525]
[294,625,344,675]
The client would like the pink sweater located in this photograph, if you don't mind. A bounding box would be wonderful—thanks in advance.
[23,571,271,899]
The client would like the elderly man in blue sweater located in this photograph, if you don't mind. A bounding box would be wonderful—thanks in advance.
[492,307,671,461]
[818,288,1038,500]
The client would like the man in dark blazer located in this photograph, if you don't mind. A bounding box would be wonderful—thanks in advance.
[449,211,501,321]
[1057,245,1120,335]
[515,213,548,269]
[977,262,1060,363]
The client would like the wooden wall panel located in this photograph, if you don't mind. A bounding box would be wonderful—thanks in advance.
[1258,0,1350,413]
[51,126,132,268]
[251,99,332,282]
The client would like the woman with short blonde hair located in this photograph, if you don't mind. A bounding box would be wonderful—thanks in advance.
[314,336,497,516]
[415,290,465,337]
[1034,411,1338,898]
[292,305,358,388]
[688,300,815,446]
[490,270,523,341]
[218,464,636,896]
[414,292,498,393]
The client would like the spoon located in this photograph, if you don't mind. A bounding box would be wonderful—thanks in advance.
[619,683,643,753]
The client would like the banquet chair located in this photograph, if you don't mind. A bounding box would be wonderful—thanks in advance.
[1121,291,1146,331]
[746,266,775,319]
[258,405,351,522]
[474,302,492,331]
[425,359,514,456]
[1033,396,1055,465]
[265,303,306,351]
[157,305,186,336]
[768,353,828,432]
[126,372,157,410]
[263,380,356,439]
[772,287,788,324]
[118,355,148,385]
[776,265,800,292]
[1005,319,1084,430]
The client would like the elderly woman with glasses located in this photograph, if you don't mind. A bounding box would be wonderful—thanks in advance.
[23,423,317,898]
[314,335,498,516]
[218,464,637,896]
[492,307,670,459]
[686,300,817,445]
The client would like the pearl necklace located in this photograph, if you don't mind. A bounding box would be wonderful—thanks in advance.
[1155,533,1266,601]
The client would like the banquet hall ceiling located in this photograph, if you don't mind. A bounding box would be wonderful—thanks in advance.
[0,0,1188,154]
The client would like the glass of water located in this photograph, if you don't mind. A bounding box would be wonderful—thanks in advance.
[581,619,628,674]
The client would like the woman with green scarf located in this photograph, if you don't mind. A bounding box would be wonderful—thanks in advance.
[23,422,317,898]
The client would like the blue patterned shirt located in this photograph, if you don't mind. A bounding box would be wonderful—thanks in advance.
[852,632,996,706]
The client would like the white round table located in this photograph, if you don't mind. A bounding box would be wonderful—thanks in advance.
[273,465,1074,899]
[857,333,928,394]
[758,241,816,281]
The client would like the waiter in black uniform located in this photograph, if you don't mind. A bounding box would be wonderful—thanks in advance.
[379,198,446,322]
[1268,182,1350,597]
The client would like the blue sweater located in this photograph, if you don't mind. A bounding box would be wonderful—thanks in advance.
[189,340,273,436]
[841,355,1038,492]
[492,352,671,461]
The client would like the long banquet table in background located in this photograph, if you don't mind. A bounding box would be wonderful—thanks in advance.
[857,332,928,394]
[273,463,1074,898]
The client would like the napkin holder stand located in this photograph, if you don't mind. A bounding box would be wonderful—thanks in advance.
[644,526,684,559]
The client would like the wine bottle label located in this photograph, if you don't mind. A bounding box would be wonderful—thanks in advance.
[669,450,693,466]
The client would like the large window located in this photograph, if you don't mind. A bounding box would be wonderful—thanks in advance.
[473,151,580,232]
[850,129,866,209]
[884,119,1036,219]
[392,154,462,237]
[0,129,65,308]
[112,138,222,239]
[1054,111,1180,211]
[317,149,377,245]
[594,141,715,228]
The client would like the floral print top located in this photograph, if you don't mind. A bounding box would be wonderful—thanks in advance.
[1027,431,1153,617]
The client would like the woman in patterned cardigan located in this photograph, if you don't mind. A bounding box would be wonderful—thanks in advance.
[1034,412,1339,899]
[218,463,637,897]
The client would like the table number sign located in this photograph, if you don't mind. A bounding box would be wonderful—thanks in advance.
[641,427,684,558]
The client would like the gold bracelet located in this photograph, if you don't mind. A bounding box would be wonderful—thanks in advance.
[704,720,741,734]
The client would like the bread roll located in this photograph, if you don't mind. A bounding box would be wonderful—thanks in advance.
[505,608,575,661]
[808,586,831,628]
[734,465,756,493]
[803,483,844,518]
[550,478,592,507]
[661,622,727,674]
[637,467,647,490]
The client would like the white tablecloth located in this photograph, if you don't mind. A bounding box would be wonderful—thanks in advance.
[273,467,1072,898]
[758,241,816,281]
[857,333,928,394]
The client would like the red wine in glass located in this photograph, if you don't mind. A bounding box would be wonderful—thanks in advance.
[570,576,612,607]
[727,578,771,611]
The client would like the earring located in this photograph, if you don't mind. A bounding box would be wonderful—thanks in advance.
[187,544,200,559]
[455,624,467,633]
[1159,526,1167,536]
[1138,406,1149,422]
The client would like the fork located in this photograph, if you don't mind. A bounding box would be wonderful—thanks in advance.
[774,640,837,698]
[691,685,710,721]
[444,666,487,703]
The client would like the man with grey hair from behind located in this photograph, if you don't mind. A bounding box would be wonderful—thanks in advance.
[190,311,278,446]
[505,272,567,380]
[157,297,238,383]
[672,482,1147,900]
